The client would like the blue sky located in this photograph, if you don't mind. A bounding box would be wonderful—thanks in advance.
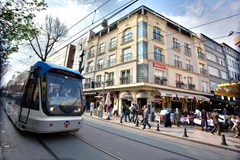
[2,0,240,86]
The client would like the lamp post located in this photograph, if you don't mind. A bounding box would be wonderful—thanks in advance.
[102,72,109,113]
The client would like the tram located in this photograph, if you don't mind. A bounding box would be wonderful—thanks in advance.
[3,61,85,133]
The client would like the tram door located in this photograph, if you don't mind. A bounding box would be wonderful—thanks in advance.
[19,75,39,124]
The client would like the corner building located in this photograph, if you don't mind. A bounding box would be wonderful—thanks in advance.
[82,5,212,115]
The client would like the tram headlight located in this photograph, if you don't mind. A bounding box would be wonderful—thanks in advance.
[77,108,81,112]
[50,106,55,112]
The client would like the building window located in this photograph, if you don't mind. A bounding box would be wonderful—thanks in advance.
[198,48,205,59]
[176,74,184,88]
[138,41,148,59]
[84,78,91,89]
[186,59,193,72]
[199,63,207,75]
[87,46,95,59]
[122,48,132,62]
[208,66,219,77]
[95,75,102,88]
[153,27,163,41]
[99,43,105,54]
[210,81,218,91]
[109,54,116,67]
[184,43,191,55]
[174,55,182,68]
[97,59,103,70]
[122,28,132,43]
[154,69,166,85]
[138,21,147,38]
[201,81,208,93]
[154,47,164,63]
[120,70,131,84]
[109,37,117,50]
[173,38,180,50]
[106,72,114,86]
[219,58,225,66]
[87,61,94,72]
[137,64,148,82]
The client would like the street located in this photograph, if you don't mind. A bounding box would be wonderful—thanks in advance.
[0,106,240,160]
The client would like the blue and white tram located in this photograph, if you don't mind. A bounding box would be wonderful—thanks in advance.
[4,61,85,133]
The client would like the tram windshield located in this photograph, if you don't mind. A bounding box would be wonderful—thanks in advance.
[42,72,84,116]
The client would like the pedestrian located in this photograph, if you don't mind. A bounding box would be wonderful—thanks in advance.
[164,109,172,127]
[175,108,181,127]
[170,110,175,124]
[126,105,131,122]
[90,102,94,116]
[130,103,136,122]
[120,104,127,123]
[201,108,208,131]
[210,109,224,136]
[142,105,151,129]
[155,110,161,131]
[135,103,140,127]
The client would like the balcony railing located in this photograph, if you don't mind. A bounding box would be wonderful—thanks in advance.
[122,33,132,44]
[155,76,167,85]
[184,47,191,56]
[109,42,117,51]
[120,75,132,84]
[173,42,181,50]
[106,79,114,86]
[188,84,195,90]
[153,33,164,42]
[200,68,207,75]
[87,51,95,59]
[108,59,116,67]
[96,64,103,70]
[176,80,185,88]
[154,54,165,63]
[174,60,182,68]
[121,55,132,63]
[95,81,101,88]
[86,66,94,73]
[186,64,193,72]
[84,83,90,89]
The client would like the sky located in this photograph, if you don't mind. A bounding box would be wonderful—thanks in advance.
[2,0,240,86]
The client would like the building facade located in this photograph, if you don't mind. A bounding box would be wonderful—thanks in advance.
[82,6,212,115]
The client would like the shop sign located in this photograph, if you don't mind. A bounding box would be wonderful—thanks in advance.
[153,62,166,70]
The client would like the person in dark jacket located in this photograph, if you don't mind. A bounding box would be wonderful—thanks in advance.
[142,105,151,129]
[164,109,172,127]
[210,109,224,136]
[120,105,127,123]
[201,108,208,131]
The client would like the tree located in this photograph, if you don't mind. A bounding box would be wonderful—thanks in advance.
[0,0,48,63]
[27,15,68,61]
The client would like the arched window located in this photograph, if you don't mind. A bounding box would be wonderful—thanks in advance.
[122,28,132,43]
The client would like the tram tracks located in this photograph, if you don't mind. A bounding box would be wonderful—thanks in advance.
[83,122,198,160]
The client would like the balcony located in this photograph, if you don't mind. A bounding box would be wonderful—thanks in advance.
[155,76,167,86]
[200,68,207,75]
[174,60,182,68]
[184,47,191,56]
[198,52,205,59]
[176,80,186,89]
[120,75,132,84]
[106,79,114,86]
[108,42,117,51]
[188,83,196,90]
[173,42,181,51]
[186,64,193,72]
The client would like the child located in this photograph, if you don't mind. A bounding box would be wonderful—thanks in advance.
[155,110,161,131]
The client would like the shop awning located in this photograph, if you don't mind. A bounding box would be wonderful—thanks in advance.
[194,95,210,101]
[119,91,132,99]
[158,89,176,97]
[136,91,148,98]
[175,92,194,99]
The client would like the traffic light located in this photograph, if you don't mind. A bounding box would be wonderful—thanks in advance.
[91,80,95,89]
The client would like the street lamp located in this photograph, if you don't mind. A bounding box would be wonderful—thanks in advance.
[102,72,109,113]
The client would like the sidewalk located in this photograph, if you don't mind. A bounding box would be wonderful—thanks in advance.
[84,113,240,153]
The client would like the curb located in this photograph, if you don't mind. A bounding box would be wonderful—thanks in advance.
[84,114,240,153]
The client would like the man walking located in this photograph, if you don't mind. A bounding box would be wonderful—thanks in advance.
[135,103,139,127]
[142,105,151,129]
[201,108,208,131]
[210,109,224,136]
